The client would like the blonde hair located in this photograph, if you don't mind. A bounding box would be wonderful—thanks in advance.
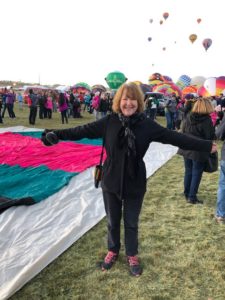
[112,82,145,113]
[192,97,214,114]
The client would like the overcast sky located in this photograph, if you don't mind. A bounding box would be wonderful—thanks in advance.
[1,0,223,87]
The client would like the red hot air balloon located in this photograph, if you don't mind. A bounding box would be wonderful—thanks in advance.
[197,18,202,24]
[202,38,212,51]
[163,12,169,20]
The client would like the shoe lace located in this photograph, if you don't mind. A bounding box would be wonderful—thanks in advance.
[105,251,117,264]
[128,256,139,266]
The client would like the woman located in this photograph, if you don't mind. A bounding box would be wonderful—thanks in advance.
[177,97,215,204]
[58,92,68,124]
[41,83,216,276]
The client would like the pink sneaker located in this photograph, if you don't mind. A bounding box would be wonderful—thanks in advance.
[101,251,118,271]
[127,255,142,276]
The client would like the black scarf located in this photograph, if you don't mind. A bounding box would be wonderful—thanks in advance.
[118,113,144,178]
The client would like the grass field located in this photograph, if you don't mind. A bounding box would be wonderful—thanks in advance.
[2,104,225,300]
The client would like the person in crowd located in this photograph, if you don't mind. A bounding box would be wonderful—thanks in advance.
[72,94,82,118]
[69,91,75,117]
[42,92,48,118]
[83,93,92,112]
[175,97,185,130]
[41,82,216,277]
[214,109,225,223]
[144,94,159,120]
[52,92,58,112]
[46,93,53,119]
[0,94,3,123]
[1,88,7,118]
[28,89,38,125]
[183,94,197,116]
[58,92,68,124]
[98,93,109,118]
[164,94,177,130]
[177,98,215,204]
[38,91,46,119]
[210,96,217,109]
[217,94,225,108]
[17,92,23,110]
[106,92,113,114]
[92,92,101,120]
[4,88,16,118]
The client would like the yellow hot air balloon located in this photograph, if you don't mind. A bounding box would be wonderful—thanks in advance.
[189,34,197,43]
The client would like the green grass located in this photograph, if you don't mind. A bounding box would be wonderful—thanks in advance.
[3,105,225,300]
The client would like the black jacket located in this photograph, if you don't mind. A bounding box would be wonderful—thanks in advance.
[52,113,212,198]
[177,113,215,162]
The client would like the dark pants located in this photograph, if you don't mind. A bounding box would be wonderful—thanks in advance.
[39,105,45,119]
[184,158,205,201]
[102,191,144,256]
[0,109,3,123]
[1,104,6,118]
[61,110,68,124]
[4,103,15,118]
[29,106,37,125]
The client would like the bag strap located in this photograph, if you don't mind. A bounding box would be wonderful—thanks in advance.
[99,115,109,166]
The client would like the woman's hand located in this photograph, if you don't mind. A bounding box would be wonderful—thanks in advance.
[211,142,217,153]
[41,130,59,146]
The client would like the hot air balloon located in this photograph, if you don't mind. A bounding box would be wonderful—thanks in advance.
[189,34,197,43]
[197,18,202,24]
[149,18,153,23]
[176,75,191,90]
[182,86,198,98]
[163,12,169,20]
[72,82,91,94]
[198,77,225,96]
[160,20,163,25]
[190,76,206,87]
[202,38,212,51]
[162,47,166,51]
[105,71,127,90]
[163,75,173,82]
[148,37,152,42]
[148,73,164,85]
[153,82,182,97]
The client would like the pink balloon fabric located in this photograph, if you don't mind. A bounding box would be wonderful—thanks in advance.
[0,132,105,173]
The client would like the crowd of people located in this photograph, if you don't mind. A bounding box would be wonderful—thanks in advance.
[0,87,114,125]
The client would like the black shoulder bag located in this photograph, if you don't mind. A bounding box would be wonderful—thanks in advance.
[94,116,109,188]
[203,151,218,173]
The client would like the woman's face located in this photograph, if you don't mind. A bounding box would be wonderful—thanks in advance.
[120,90,138,117]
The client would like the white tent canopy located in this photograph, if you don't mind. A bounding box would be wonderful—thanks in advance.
[55,85,70,92]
